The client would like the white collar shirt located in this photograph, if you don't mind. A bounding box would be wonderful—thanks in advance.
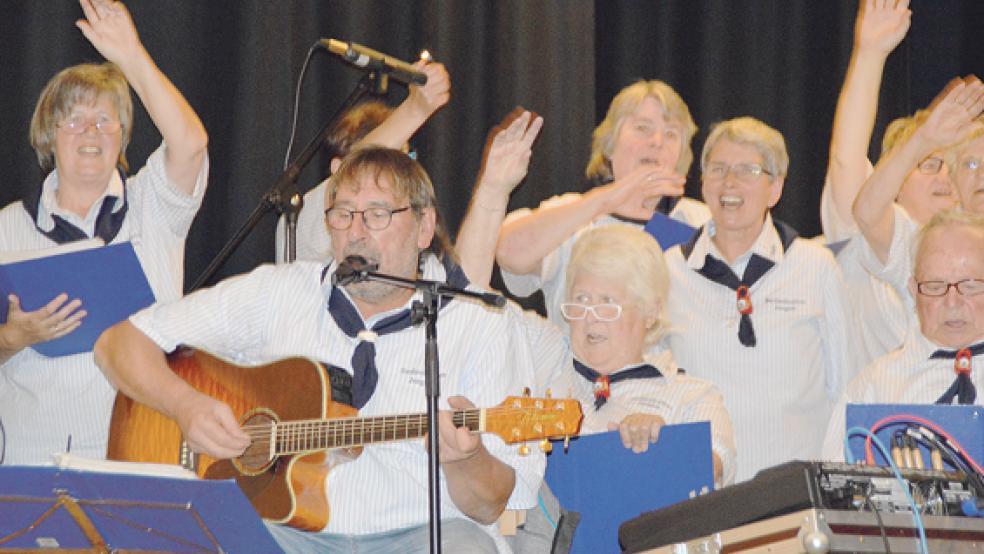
[129,255,544,542]
[821,327,984,460]
[664,214,861,482]
[0,144,208,464]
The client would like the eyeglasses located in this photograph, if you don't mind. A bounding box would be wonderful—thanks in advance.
[560,303,623,321]
[917,157,945,175]
[703,162,772,183]
[57,116,122,135]
[324,206,410,231]
[916,279,984,297]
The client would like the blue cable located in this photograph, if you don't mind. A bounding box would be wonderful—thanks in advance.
[845,426,928,554]
[538,491,557,529]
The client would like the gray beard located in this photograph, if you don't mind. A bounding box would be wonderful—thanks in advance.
[344,279,407,304]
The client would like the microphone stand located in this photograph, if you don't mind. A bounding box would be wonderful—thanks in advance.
[189,70,388,290]
[342,266,503,554]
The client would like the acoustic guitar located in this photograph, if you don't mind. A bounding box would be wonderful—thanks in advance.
[107,348,582,531]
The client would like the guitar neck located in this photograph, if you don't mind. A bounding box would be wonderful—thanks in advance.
[273,409,482,455]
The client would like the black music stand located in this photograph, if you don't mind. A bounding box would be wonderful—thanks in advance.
[0,466,279,553]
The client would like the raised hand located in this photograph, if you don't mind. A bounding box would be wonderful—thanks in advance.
[603,164,686,220]
[475,109,544,198]
[405,60,451,120]
[0,293,86,352]
[918,75,984,151]
[75,0,146,68]
[856,0,912,56]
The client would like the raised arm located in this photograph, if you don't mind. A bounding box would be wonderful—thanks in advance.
[826,0,911,228]
[76,0,207,195]
[854,76,984,262]
[495,165,683,277]
[357,61,450,150]
[455,109,543,288]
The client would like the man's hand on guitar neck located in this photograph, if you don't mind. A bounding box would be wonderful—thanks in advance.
[432,395,517,525]
[174,390,251,459]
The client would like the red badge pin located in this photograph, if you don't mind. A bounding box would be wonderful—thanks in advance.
[736,285,753,315]
[956,348,973,375]
[594,376,611,401]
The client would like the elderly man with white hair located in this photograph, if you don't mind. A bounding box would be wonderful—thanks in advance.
[822,210,984,459]
[662,116,860,482]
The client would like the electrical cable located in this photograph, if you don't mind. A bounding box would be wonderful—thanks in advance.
[846,426,929,554]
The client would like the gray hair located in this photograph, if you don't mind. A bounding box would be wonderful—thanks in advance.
[701,116,788,181]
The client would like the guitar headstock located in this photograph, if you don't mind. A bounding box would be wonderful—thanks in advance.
[484,394,583,446]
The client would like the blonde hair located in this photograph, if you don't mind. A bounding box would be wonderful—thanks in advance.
[565,225,669,345]
[586,80,698,180]
[30,63,133,173]
[880,110,929,159]
[913,209,984,276]
[701,116,788,180]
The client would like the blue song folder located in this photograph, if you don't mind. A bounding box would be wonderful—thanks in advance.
[545,422,714,554]
[643,212,697,250]
[0,242,155,357]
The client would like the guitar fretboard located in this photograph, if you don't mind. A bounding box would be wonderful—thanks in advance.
[272,410,482,454]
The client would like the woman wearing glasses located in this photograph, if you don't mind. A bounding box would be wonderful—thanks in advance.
[495,80,711,334]
[662,117,860,482]
[0,0,208,464]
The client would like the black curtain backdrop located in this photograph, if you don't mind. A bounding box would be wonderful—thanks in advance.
[1,1,981,296]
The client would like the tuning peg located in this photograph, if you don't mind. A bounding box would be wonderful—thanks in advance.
[540,439,553,453]
[563,435,571,451]
[523,387,531,397]
[518,444,530,456]
[545,388,552,398]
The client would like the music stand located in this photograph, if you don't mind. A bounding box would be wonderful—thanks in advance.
[0,466,280,553]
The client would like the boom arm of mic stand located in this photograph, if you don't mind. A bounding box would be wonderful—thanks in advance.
[189,72,385,291]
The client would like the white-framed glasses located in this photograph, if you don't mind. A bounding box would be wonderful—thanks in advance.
[703,162,772,183]
[57,116,122,135]
[560,302,623,321]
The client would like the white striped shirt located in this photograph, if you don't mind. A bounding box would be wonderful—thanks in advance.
[0,144,208,464]
[274,179,332,264]
[821,327,984,461]
[129,256,544,541]
[663,215,861,482]
[820,176,912,366]
[500,193,710,334]
[501,303,737,486]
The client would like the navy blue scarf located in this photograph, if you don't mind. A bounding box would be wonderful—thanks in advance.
[324,255,470,409]
[23,168,128,245]
[932,342,984,406]
[573,359,663,410]
[680,218,798,347]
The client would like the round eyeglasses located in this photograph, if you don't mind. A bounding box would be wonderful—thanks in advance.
[916,279,984,297]
[57,117,122,135]
[324,206,410,231]
[560,302,623,321]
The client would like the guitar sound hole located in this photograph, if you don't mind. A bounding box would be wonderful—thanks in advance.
[237,411,276,474]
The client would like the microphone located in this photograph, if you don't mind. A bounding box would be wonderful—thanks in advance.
[332,255,378,286]
[321,39,428,86]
